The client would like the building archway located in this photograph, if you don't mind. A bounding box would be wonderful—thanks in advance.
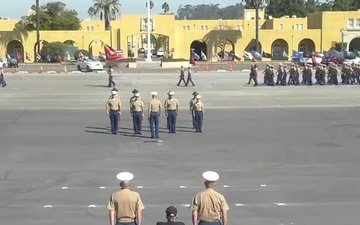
[298,38,315,55]
[34,40,48,61]
[245,39,262,53]
[271,39,289,57]
[88,39,104,57]
[216,39,235,60]
[190,40,207,61]
[349,37,360,52]
[7,40,24,62]
[64,40,79,61]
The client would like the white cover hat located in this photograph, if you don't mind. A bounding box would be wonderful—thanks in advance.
[111,91,117,95]
[134,93,140,97]
[202,171,219,182]
[151,91,158,96]
[168,91,175,95]
[116,172,134,181]
[196,95,201,99]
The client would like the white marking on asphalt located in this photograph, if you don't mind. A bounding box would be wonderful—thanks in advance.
[274,202,286,206]
[61,187,68,189]
[88,205,97,208]
[223,185,229,188]
[180,186,186,188]
[181,204,190,208]
[99,186,106,189]
[43,205,53,208]
[260,184,267,187]
[235,203,244,206]
[137,186,143,189]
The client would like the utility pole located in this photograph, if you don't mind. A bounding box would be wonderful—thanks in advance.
[36,0,40,55]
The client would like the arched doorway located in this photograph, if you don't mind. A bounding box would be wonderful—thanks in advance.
[190,40,207,61]
[349,37,360,52]
[7,40,24,62]
[88,39,104,57]
[271,39,289,57]
[216,39,234,60]
[64,40,79,61]
[245,39,262,53]
[298,38,315,56]
[34,40,48,62]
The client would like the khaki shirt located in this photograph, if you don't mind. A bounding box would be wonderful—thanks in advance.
[107,189,145,221]
[164,98,179,111]
[191,188,229,221]
[131,99,144,113]
[192,101,204,112]
[189,98,196,111]
[148,98,162,116]
[107,96,122,111]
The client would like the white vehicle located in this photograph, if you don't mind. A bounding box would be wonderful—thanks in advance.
[76,57,103,72]
[0,58,7,68]
[156,49,165,58]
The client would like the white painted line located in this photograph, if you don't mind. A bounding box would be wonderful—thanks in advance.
[16,71,29,74]
[61,187,68,189]
[158,140,163,143]
[96,70,106,73]
[46,71,56,74]
[179,186,186,188]
[217,70,227,72]
[99,186,106,189]
[181,204,190,208]
[43,205,53,208]
[71,71,82,74]
[260,184,267,187]
[88,204,97,208]
[242,69,250,72]
[223,185,229,188]
[137,186,143,189]
[235,203,244,206]
[274,202,286,206]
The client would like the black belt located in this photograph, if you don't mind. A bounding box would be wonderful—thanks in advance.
[118,220,135,223]
[195,110,203,112]
[150,111,159,113]
[110,109,119,111]
[133,111,141,113]
[167,109,176,111]
[199,220,220,223]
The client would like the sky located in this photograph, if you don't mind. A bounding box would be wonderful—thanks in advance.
[0,0,242,20]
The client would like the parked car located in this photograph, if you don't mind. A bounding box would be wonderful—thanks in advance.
[76,57,103,72]
[0,58,7,68]
[156,49,165,58]
[321,56,344,65]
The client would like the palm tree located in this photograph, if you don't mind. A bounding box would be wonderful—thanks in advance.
[146,0,154,10]
[88,0,121,30]
[162,2,169,14]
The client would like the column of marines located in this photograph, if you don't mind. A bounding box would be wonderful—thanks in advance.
[106,89,205,138]
[249,62,360,86]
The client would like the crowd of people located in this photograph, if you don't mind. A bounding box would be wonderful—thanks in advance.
[247,62,360,86]
[105,89,205,137]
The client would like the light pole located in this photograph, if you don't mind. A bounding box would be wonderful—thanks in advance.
[110,26,113,47]
[340,28,346,52]
[36,0,40,56]
[145,0,152,61]
[254,1,260,53]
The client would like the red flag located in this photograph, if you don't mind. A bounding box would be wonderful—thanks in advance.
[104,45,124,61]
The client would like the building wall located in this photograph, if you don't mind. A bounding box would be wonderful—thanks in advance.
[1,10,360,61]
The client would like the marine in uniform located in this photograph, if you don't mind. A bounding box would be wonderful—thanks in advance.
[156,206,185,225]
[262,64,270,85]
[247,64,258,86]
[191,95,204,133]
[281,65,287,86]
[190,91,199,128]
[191,171,229,225]
[276,63,283,85]
[0,66,6,87]
[177,66,186,86]
[164,91,179,133]
[108,65,116,87]
[148,92,162,139]
[294,64,300,85]
[268,64,275,86]
[186,66,195,86]
[130,92,145,134]
[107,172,145,225]
[287,64,295,85]
[106,88,122,135]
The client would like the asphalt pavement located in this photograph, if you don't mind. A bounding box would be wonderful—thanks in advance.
[0,72,360,225]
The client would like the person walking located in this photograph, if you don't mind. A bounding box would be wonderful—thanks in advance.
[177,66,186,86]
[108,65,116,87]
[186,66,195,86]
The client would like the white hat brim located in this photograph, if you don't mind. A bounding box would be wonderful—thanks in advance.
[116,172,134,181]
[151,92,158,96]
[202,171,219,181]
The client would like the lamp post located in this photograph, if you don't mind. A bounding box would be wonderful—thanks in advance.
[110,26,113,47]
[145,0,152,61]
[252,0,262,53]
[340,28,346,52]
[36,0,40,55]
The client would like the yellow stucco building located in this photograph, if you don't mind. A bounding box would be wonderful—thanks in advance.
[0,9,360,62]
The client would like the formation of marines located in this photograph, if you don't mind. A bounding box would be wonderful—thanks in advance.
[249,62,360,86]
[106,88,205,138]
[108,171,228,225]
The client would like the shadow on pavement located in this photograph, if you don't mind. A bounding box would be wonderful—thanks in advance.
[84,84,110,88]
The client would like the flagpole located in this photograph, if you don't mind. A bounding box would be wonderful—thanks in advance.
[145,0,152,62]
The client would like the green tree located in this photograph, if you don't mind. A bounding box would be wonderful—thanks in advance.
[41,41,67,55]
[162,2,170,14]
[15,2,80,31]
[332,0,356,11]
[146,0,154,10]
[88,0,121,30]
